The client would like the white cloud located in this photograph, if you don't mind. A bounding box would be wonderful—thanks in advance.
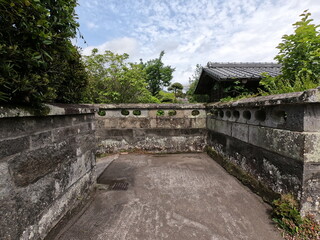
[86,22,99,30]
[77,0,320,86]
[82,37,139,57]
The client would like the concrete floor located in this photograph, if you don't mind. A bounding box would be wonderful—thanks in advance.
[52,153,283,240]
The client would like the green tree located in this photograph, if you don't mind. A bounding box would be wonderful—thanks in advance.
[83,49,159,103]
[157,90,175,103]
[143,51,175,96]
[168,82,183,102]
[260,10,320,94]
[0,0,88,107]
[187,64,209,102]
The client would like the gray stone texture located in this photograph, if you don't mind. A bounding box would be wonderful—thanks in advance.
[0,105,96,240]
[94,104,207,155]
[1,89,320,239]
[206,88,320,219]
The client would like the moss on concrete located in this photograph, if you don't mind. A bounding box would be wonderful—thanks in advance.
[205,146,280,204]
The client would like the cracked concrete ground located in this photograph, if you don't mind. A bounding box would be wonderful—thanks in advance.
[51,153,282,240]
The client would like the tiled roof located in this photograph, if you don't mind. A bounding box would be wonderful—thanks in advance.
[204,62,281,81]
[194,62,282,95]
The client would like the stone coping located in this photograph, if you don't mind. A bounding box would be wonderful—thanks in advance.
[88,103,206,110]
[0,103,96,118]
[207,87,320,109]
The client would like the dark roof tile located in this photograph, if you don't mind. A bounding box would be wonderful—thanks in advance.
[204,62,281,80]
[194,62,282,94]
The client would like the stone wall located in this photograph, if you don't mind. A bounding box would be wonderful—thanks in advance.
[1,90,320,239]
[0,104,96,240]
[92,103,207,154]
[206,88,320,219]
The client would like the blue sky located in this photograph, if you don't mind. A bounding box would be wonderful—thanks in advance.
[75,0,320,88]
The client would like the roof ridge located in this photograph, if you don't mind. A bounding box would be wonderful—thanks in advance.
[207,62,281,68]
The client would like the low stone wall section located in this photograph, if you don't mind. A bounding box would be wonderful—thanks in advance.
[91,104,207,154]
[0,104,96,240]
[206,88,320,219]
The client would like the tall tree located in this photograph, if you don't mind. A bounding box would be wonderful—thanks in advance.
[83,49,159,103]
[260,10,320,94]
[276,10,320,83]
[143,51,175,96]
[187,64,209,102]
[0,0,88,106]
[168,82,183,102]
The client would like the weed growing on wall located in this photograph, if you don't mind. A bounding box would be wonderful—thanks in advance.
[272,194,320,239]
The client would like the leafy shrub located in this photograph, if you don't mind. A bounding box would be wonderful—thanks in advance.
[0,0,87,107]
[260,11,320,95]
[272,194,320,239]
[168,110,176,116]
[187,64,209,103]
[121,109,130,116]
[133,110,141,116]
[156,110,165,116]
[157,90,175,103]
[97,109,106,116]
[83,49,158,104]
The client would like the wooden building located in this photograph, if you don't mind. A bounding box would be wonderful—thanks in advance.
[194,62,281,102]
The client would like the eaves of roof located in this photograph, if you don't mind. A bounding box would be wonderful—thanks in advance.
[194,62,282,94]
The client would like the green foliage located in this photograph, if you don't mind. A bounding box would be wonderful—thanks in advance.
[168,82,183,102]
[272,194,303,235]
[261,10,320,95]
[220,80,255,101]
[0,0,88,107]
[168,82,183,91]
[97,109,106,116]
[132,109,141,116]
[219,81,258,102]
[187,64,209,103]
[83,49,159,104]
[156,110,165,116]
[272,194,320,239]
[142,51,175,96]
[121,109,129,116]
[260,72,320,95]
[168,110,176,116]
[157,90,175,103]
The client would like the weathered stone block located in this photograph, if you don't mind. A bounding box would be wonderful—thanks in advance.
[154,117,187,128]
[65,151,94,189]
[231,122,249,142]
[0,136,29,159]
[31,131,52,149]
[208,130,303,196]
[248,126,304,161]
[304,104,320,132]
[206,116,216,131]
[211,119,232,135]
[52,127,78,143]
[190,117,206,128]
[8,140,76,187]
[20,172,93,240]
[0,117,53,139]
[0,105,96,240]
[0,198,19,240]
[301,162,320,218]
[71,114,95,125]
[304,133,320,163]
[76,134,96,157]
